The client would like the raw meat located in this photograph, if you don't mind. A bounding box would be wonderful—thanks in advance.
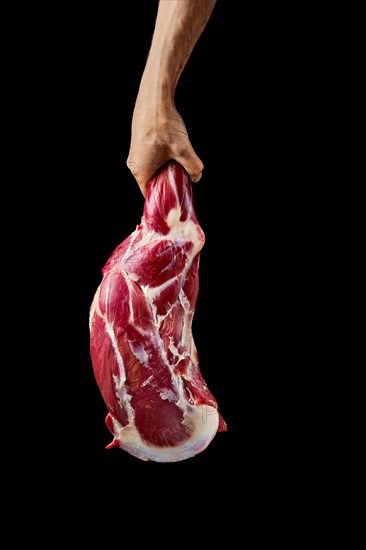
[89,160,227,462]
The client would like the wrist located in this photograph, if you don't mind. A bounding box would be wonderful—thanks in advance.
[137,77,175,108]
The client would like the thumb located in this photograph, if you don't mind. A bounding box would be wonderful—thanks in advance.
[127,159,154,198]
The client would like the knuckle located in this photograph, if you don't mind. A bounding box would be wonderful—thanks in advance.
[127,160,139,176]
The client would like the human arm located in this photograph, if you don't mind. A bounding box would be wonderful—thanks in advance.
[127,0,217,198]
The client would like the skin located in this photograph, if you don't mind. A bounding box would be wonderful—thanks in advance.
[127,0,217,198]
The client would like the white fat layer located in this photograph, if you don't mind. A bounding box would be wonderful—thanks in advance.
[179,288,191,311]
[111,228,140,265]
[105,322,135,424]
[142,276,176,302]
[129,341,150,367]
[168,337,187,361]
[167,216,204,259]
[109,404,219,463]
[137,220,203,261]
[159,388,177,402]
[141,375,154,387]
[125,273,136,326]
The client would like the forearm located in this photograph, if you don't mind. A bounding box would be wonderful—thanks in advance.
[138,0,217,102]
[128,0,216,195]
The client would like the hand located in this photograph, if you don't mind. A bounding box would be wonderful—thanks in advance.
[127,98,203,198]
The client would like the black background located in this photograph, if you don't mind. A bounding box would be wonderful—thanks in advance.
[15,0,323,520]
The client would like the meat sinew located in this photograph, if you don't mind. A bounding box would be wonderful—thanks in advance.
[89,160,227,462]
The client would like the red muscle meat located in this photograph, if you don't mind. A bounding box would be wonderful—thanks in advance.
[89,160,227,462]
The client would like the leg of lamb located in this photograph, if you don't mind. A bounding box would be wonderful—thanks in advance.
[89,160,227,462]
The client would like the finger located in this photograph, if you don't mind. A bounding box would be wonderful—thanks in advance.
[126,159,159,199]
[173,144,204,183]
[126,159,147,197]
